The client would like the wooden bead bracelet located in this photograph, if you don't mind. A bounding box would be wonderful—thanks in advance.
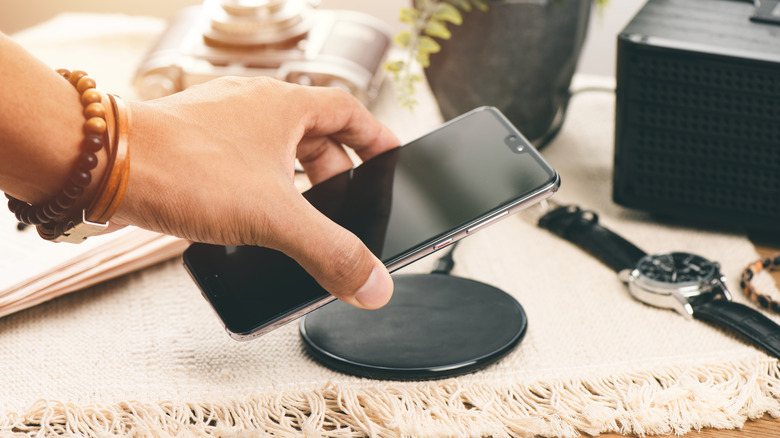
[6,69,107,228]
[741,253,780,314]
[6,69,130,243]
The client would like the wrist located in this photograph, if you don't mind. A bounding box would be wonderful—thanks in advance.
[110,100,174,235]
[0,70,108,206]
[5,70,132,243]
[6,70,112,227]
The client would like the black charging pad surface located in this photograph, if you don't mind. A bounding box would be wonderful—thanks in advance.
[299,273,527,380]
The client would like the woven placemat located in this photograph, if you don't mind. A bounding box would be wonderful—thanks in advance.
[1,13,778,437]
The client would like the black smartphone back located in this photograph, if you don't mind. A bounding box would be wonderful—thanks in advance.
[183,106,559,340]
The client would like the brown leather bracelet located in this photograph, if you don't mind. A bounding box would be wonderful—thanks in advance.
[41,94,131,243]
[86,94,130,224]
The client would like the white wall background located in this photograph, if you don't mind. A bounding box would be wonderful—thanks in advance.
[0,0,646,77]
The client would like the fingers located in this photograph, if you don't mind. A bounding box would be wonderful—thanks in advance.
[296,136,354,185]
[283,87,397,306]
[122,77,397,310]
[268,192,393,309]
[297,87,400,162]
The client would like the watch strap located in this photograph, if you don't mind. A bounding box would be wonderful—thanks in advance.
[691,295,780,359]
[538,205,647,273]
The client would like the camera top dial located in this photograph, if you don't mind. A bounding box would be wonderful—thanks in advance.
[203,0,317,46]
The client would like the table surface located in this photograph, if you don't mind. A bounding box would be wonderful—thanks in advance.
[602,416,779,437]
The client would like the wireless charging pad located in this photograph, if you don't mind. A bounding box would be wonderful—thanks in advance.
[299,273,527,381]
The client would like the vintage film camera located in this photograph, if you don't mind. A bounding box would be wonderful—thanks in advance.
[134,0,392,104]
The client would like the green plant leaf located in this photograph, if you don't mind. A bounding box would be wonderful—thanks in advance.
[383,60,404,73]
[432,3,462,25]
[394,30,412,48]
[446,0,472,12]
[389,0,494,110]
[417,35,442,54]
[399,7,419,25]
[424,19,451,39]
[416,53,431,68]
[470,0,488,12]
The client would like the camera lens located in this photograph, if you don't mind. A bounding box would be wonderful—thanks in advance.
[505,134,524,152]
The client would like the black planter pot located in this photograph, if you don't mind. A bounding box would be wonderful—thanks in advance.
[425,0,592,145]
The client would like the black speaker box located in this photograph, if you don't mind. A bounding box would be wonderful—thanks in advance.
[613,0,780,232]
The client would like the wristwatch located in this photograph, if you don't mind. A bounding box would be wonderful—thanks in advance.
[535,202,780,359]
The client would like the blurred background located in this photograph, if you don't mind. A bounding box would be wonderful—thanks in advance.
[0,0,645,77]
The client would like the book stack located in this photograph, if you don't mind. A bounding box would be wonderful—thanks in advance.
[0,207,189,318]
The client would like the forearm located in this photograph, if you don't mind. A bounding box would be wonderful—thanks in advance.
[0,34,397,306]
[0,32,107,206]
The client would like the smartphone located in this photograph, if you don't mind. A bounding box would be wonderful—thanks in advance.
[183,106,560,340]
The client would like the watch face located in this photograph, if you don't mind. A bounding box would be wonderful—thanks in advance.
[636,252,717,285]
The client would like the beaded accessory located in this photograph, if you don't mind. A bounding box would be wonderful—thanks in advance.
[5,69,108,228]
[6,69,130,243]
[36,93,130,243]
[741,253,780,314]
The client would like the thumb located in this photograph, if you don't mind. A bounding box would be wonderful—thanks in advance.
[269,194,394,310]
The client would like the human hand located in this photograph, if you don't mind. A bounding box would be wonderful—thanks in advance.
[115,77,399,309]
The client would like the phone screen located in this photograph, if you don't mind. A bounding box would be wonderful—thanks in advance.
[183,107,559,338]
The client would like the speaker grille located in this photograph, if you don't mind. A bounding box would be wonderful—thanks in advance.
[614,44,780,229]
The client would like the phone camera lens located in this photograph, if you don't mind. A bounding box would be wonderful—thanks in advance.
[505,134,524,152]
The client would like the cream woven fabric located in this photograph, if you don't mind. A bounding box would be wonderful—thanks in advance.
[1,13,778,437]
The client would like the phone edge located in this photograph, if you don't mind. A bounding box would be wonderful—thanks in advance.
[233,169,560,341]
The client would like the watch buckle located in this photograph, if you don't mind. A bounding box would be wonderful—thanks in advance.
[671,290,696,320]
[675,277,731,320]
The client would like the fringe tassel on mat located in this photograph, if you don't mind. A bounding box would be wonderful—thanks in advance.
[2,357,779,437]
